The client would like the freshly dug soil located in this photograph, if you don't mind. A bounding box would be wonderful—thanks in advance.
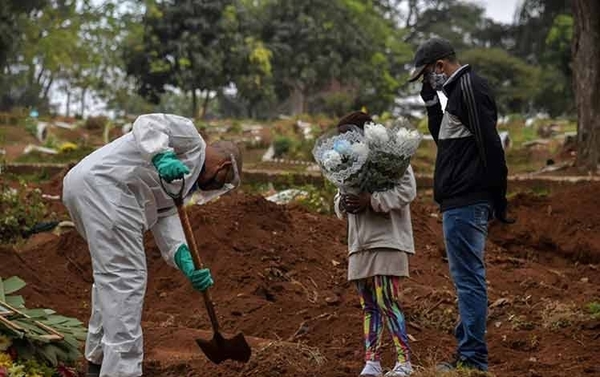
[490,182,600,264]
[1,185,599,377]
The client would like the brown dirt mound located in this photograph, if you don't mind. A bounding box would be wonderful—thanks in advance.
[490,182,600,264]
[1,189,599,377]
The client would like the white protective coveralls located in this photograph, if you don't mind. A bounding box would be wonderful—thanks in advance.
[62,113,205,377]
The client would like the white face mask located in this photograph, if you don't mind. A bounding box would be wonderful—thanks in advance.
[192,154,240,205]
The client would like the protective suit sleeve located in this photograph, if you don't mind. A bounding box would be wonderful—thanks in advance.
[150,212,186,267]
[333,191,346,219]
[132,113,202,161]
[370,165,417,213]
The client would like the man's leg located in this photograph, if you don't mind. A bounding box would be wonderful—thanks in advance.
[85,284,104,365]
[63,172,147,377]
[62,174,105,371]
[442,203,490,371]
[88,217,147,377]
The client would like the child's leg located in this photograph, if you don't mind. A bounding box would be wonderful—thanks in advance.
[356,278,384,362]
[373,275,411,364]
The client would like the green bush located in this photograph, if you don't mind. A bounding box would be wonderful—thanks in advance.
[0,181,49,244]
[289,139,315,161]
[23,117,38,137]
[320,92,355,117]
[84,115,108,130]
[229,120,243,134]
[273,136,294,158]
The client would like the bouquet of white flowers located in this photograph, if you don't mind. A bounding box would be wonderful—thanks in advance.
[312,121,421,194]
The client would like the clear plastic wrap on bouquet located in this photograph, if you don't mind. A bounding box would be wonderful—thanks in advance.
[312,127,368,193]
[362,121,422,192]
[313,121,422,194]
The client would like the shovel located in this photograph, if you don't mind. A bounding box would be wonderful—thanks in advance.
[161,177,252,364]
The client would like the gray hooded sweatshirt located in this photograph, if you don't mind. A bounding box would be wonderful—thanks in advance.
[334,165,417,280]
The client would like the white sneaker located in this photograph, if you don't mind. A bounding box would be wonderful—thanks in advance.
[360,360,383,376]
[384,361,414,377]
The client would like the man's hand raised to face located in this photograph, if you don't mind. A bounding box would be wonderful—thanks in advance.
[420,76,437,102]
[343,192,372,214]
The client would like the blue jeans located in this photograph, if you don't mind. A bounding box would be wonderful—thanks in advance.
[443,203,490,371]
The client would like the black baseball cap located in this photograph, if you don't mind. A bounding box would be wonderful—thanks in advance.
[408,38,455,82]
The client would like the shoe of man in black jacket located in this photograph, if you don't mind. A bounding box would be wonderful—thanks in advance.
[409,38,513,372]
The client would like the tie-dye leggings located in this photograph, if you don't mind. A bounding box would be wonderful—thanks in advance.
[355,275,410,363]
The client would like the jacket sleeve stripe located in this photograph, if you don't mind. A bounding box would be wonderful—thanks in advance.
[460,74,487,168]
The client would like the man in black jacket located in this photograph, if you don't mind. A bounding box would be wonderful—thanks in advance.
[409,38,512,372]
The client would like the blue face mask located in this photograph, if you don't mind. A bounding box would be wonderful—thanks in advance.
[428,70,448,91]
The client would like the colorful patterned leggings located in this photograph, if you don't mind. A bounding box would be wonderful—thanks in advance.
[355,275,410,363]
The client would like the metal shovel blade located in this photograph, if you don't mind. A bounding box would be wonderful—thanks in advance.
[196,331,252,364]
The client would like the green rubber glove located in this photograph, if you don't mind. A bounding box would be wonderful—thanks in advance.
[175,244,214,292]
[152,151,190,183]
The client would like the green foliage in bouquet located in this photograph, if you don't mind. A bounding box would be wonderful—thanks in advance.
[0,276,86,367]
[361,151,410,193]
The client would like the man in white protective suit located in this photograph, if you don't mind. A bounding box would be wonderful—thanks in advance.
[62,113,243,377]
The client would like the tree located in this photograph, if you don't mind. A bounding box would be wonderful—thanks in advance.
[572,0,600,171]
[0,0,124,115]
[513,0,571,63]
[1,0,77,112]
[461,48,540,114]
[234,38,276,118]
[128,0,245,118]
[260,0,410,115]
[382,0,513,52]
[0,0,47,70]
[533,13,574,116]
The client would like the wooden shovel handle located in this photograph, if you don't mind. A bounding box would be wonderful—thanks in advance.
[176,202,221,333]
[160,177,221,333]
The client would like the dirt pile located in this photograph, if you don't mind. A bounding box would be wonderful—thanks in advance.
[1,188,599,376]
[490,182,600,264]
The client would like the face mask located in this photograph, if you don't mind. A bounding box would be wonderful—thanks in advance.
[428,70,448,91]
[192,154,240,205]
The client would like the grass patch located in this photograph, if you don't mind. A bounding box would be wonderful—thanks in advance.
[2,170,52,184]
[541,300,584,330]
[15,146,95,164]
[407,290,457,333]
[508,314,536,331]
[586,301,600,319]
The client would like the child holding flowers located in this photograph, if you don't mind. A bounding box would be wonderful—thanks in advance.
[332,112,418,377]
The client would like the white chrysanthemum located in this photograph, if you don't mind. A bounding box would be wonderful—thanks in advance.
[364,122,389,144]
[396,127,411,140]
[322,150,342,170]
[350,142,369,160]
[410,129,421,139]
[396,128,421,142]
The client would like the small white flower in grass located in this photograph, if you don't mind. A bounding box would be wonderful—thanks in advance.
[350,142,369,160]
[364,122,389,144]
[322,150,342,170]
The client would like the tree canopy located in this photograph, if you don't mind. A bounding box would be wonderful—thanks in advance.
[0,0,578,118]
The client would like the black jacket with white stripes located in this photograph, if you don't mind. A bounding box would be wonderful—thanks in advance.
[425,65,508,216]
